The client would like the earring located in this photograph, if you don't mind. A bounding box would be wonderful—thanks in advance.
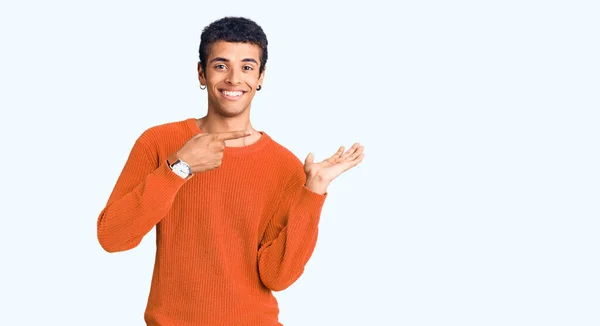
[257,85,262,91]
[200,84,206,90]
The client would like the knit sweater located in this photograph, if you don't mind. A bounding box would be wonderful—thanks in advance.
[97,118,328,326]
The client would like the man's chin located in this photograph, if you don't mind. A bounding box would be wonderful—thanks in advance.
[215,107,248,118]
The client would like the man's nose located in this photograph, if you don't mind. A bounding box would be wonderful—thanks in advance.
[226,69,241,85]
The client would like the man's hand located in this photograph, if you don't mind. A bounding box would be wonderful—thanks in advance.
[303,142,365,194]
[170,130,252,173]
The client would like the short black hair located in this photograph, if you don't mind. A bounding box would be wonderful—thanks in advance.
[199,17,268,75]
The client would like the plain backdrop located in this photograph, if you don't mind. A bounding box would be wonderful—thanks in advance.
[1,1,598,325]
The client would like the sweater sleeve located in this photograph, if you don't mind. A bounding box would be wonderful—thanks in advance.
[97,135,187,253]
[257,169,328,291]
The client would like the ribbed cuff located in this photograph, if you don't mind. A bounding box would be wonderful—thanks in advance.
[148,162,189,205]
[298,185,328,213]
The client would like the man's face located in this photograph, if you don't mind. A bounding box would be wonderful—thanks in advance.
[198,41,265,117]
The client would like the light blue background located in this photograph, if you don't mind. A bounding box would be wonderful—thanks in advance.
[0,0,598,325]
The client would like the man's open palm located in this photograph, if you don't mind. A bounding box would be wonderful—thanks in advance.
[304,142,365,182]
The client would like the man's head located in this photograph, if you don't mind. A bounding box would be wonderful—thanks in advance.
[197,17,268,118]
[199,17,268,75]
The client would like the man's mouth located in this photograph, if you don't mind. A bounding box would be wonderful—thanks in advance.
[220,89,246,100]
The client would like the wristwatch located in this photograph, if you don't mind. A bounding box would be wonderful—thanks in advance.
[168,158,192,179]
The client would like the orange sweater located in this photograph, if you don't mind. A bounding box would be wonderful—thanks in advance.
[97,118,327,326]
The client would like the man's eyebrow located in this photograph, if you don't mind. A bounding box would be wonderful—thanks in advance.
[209,57,258,64]
[209,57,229,63]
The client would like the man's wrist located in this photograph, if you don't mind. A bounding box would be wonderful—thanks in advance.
[305,175,330,195]
[167,153,179,166]
[167,153,192,179]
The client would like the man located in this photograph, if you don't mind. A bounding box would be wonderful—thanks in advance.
[97,16,364,325]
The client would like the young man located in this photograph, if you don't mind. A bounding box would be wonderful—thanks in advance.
[97,17,364,325]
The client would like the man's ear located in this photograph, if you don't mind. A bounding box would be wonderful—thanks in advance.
[258,65,266,84]
[197,62,206,85]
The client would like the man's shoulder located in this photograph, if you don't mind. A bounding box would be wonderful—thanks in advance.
[264,134,305,177]
[142,118,192,136]
[137,118,193,145]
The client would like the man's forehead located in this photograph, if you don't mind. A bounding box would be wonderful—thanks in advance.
[209,41,261,57]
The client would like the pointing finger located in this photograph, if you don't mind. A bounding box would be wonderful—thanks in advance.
[214,130,252,141]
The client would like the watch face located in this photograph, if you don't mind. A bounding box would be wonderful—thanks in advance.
[173,161,190,178]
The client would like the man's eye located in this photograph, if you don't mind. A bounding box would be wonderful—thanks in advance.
[215,64,226,69]
[243,66,253,71]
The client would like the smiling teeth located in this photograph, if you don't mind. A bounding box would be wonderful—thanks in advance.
[223,90,243,97]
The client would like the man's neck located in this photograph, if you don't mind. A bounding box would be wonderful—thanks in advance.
[197,113,255,132]
[196,114,261,147]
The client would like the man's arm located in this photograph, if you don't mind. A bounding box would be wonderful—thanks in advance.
[257,170,327,291]
[257,142,365,291]
[97,129,253,253]
[96,137,187,253]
